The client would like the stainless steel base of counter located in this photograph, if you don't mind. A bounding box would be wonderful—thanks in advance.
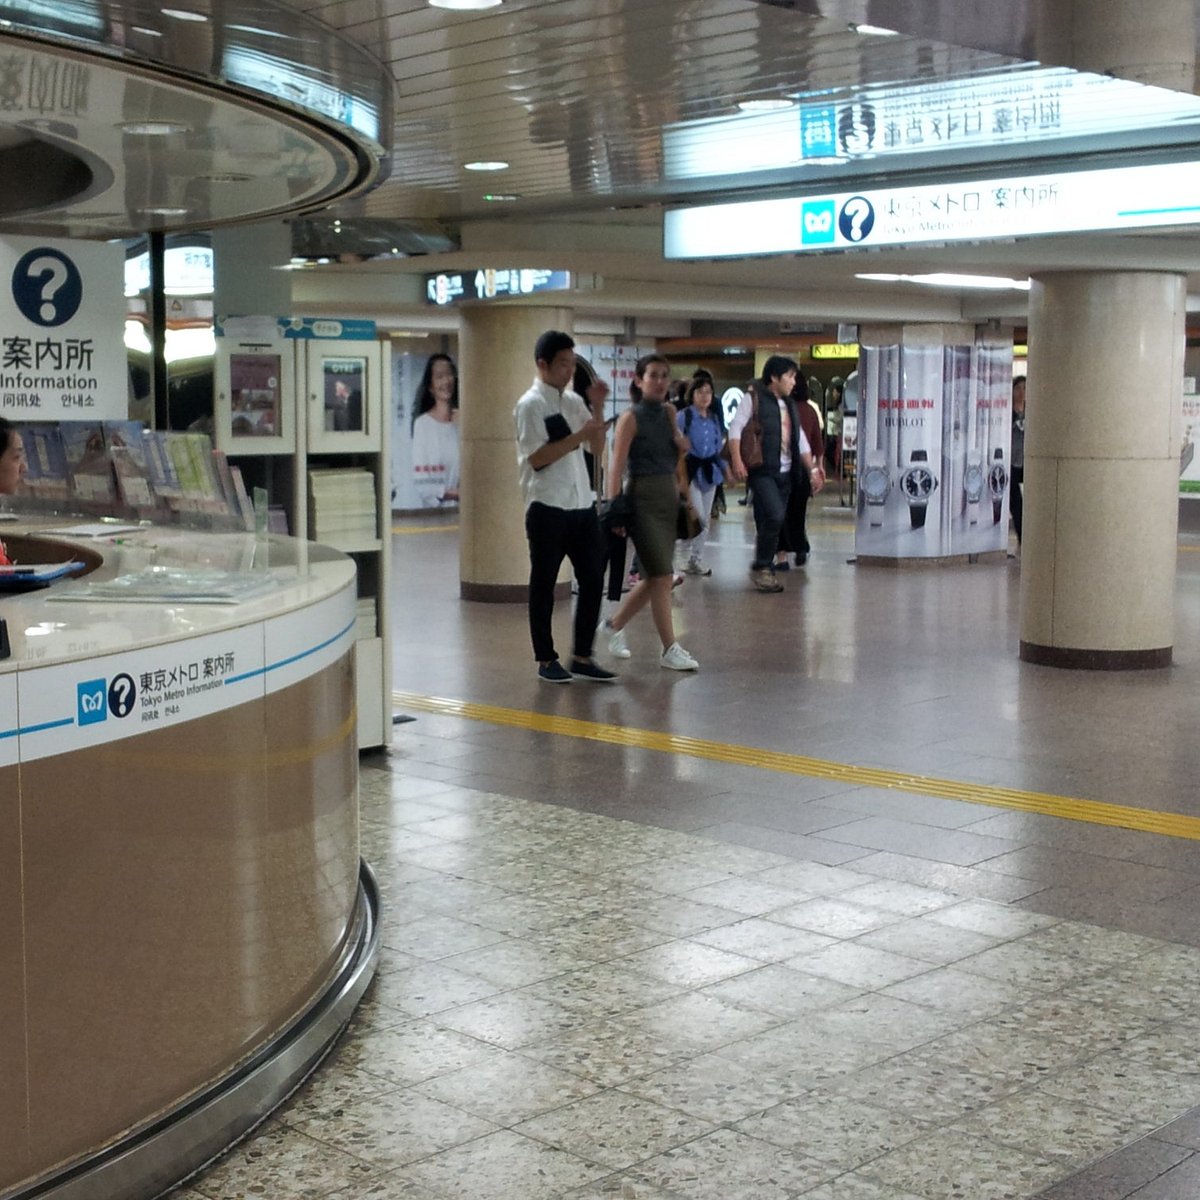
[2,861,381,1200]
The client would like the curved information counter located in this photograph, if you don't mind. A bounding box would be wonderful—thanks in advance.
[0,524,378,1200]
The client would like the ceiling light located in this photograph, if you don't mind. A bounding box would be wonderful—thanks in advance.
[464,160,509,171]
[856,272,1031,291]
[736,99,794,113]
[120,122,189,136]
[140,206,190,217]
[483,193,520,202]
[850,23,899,36]
[131,26,162,36]
[161,7,209,21]
[428,0,503,9]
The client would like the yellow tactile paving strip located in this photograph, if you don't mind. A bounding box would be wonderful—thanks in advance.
[393,690,1200,842]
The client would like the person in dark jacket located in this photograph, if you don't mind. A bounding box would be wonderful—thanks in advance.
[728,356,823,592]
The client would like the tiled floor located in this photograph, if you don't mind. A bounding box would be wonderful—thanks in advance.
[179,496,1200,1200]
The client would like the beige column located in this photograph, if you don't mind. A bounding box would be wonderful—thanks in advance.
[1019,272,1184,668]
[458,303,574,602]
[1035,0,1194,91]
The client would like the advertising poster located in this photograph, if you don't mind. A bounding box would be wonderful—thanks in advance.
[323,357,365,433]
[855,342,1011,557]
[1181,387,1200,492]
[229,353,281,438]
[390,352,460,511]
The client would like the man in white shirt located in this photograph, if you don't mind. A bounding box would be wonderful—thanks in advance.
[514,330,615,683]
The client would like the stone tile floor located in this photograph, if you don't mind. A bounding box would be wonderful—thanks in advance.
[176,744,1200,1200]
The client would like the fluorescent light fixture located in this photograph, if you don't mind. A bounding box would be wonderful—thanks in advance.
[736,98,794,113]
[856,272,1031,291]
[131,25,162,36]
[140,206,190,217]
[120,122,189,136]
[161,7,209,20]
[464,159,509,171]
[850,23,898,36]
[429,0,502,9]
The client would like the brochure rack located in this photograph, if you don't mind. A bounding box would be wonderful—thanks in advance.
[216,326,392,750]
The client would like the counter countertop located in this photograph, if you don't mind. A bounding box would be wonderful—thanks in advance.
[0,520,355,671]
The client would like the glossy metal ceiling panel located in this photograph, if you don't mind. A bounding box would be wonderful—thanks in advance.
[0,0,394,235]
[276,0,1200,322]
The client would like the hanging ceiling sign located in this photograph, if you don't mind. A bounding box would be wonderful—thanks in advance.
[0,236,125,421]
[664,159,1200,259]
[424,268,572,306]
[662,68,1200,180]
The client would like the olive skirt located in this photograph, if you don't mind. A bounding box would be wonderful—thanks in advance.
[628,474,678,578]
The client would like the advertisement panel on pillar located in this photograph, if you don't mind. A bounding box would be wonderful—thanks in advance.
[855,344,944,556]
[1181,382,1200,492]
[981,345,1013,545]
[390,351,460,512]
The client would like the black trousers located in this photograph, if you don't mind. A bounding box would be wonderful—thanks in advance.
[777,468,812,561]
[525,502,605,663]
[748,470,792,569]
[1009,467,1023,543]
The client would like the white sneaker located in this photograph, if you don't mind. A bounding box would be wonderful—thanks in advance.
[660,642,698,671]
[601,619,631,659]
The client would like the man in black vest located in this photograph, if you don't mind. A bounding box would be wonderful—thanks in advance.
[728,355,823,592]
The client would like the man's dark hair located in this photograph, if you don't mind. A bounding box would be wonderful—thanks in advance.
[534,329,575,365]
[761,355,798,386]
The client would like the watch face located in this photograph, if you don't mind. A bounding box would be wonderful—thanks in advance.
[902,465,935,502]
[964,463,984,501]
[861,465,890,503]
[989,464,1008,497]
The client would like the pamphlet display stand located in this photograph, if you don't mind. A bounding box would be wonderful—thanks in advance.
[216,323,392,749]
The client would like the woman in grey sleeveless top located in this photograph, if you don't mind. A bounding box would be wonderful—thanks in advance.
[599,355,699,671]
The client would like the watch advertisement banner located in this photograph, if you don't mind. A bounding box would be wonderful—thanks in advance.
[1181,388,1200,492]
[856,342,1012,557]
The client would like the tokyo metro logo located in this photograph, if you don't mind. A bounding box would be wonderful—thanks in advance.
[800,201,836,245]
[76,673,137,725]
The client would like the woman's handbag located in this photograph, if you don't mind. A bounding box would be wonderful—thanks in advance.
[676,498,702,541]
[598,492,635,535]
[739,393,764,470]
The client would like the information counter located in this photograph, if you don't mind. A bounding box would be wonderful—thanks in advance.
[0,524,379,1200]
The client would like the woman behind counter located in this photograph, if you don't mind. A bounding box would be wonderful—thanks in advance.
[0,417,27,564]
[411,353,461,507]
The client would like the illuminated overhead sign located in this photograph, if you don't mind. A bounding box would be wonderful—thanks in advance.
[662,68,1200,180]
[810,344,861,359]
[424,268,572,306]
[664,159,1200,258]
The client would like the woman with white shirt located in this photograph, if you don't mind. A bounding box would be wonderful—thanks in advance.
[411,354,460,508]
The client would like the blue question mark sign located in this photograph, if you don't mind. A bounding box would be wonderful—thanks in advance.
[12,247,82,326]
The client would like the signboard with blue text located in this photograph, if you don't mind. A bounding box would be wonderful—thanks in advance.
[0,236,125,420]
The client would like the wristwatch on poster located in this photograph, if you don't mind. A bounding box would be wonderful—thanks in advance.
[989,447,1009,523]
[900,449,938,529]
[860,450,891,526]
[963,448,984,526]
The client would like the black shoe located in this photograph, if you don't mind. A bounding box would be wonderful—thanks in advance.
[570,658,618,682]
[774,560,791,572]
[538,660,573,683]
[795,553,808,567]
